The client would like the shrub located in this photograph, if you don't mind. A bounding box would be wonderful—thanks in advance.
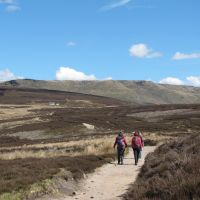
[124,133,200,200]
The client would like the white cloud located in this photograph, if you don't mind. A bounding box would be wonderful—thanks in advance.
[129,43,162,58]
[100,0,131,11]
[67,41,77,47]
[56,67,96,81]
[0,0,14,4]
[104,77,113,80]
[186,76,200,86]
[172,52,200,60]
[0,69,23,82]
[159,77,184,85]
[6,5,20,12]
[0,0,20,12]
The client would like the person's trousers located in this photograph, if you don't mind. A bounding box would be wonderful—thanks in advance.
[117,147,125,164]
[133,148,141,165]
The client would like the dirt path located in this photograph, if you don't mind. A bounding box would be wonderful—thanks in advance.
[59,146,156,200]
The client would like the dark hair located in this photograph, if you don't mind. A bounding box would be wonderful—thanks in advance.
[118,131,123,137]
[134,130,139,136]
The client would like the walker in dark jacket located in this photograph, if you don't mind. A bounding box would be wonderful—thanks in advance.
[113,132,128,165]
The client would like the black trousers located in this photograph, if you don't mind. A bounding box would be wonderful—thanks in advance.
[133,148,141,165]
[117,147,125,164]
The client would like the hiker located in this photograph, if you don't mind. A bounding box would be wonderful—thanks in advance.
[113,131,128,165]
[132,130,143,165]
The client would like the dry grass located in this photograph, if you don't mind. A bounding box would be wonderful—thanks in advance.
[81,138,114,156]
[0,105,32,121]
[0,134,117,199]
[143,131,172,144]
[0,137,115,160]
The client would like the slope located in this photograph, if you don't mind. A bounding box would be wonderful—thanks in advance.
[1,79,200,104]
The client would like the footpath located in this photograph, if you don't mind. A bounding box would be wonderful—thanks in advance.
[61,146,156,200]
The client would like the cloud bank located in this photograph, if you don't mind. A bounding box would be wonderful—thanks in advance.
[0,69,23,82]
[172,52,200,60]
[159,76,200,87]
[56,67,96,81]
[129,43,162,58]
[186,76,200,86]
[159,77,184,85]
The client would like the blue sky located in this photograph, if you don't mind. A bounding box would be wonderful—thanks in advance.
[0,0,200,86]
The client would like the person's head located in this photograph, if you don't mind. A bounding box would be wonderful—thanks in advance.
[134,129,139,136]
[118,131,123,137]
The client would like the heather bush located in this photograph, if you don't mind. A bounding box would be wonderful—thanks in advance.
[124,134,200,200]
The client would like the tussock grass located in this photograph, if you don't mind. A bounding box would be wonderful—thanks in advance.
[0,137,115,160]
[0,135,118,199]
[124,133,200,200]
[80,138,114,155]
[0,136,117,199]
[0,150,68,160]
[0,137,113,151]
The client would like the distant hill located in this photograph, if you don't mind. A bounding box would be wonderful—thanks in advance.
[1,79,200,104]
[0,87,123,106]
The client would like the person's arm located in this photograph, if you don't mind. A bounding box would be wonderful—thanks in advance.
[142,139,144,147]
[140,137,144,148]
[140,132,144,147]
[139,137,143,149]
[123,137,128,148]
[113,137,117,148]
[131,137,134,148]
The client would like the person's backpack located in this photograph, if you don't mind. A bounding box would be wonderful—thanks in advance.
[117,136,125,148]
[133,136,141,148]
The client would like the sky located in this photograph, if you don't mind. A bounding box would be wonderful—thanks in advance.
[0,0,200,86]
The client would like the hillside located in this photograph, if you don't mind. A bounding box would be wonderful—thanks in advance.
[1,79,200,104]
[0,87,123,106]
[124,133,200,200]
[1,86,200,199]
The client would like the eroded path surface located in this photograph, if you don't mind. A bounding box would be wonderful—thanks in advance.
[61,146,156,200]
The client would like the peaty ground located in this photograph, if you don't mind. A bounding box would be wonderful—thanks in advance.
[56,146,156,200]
